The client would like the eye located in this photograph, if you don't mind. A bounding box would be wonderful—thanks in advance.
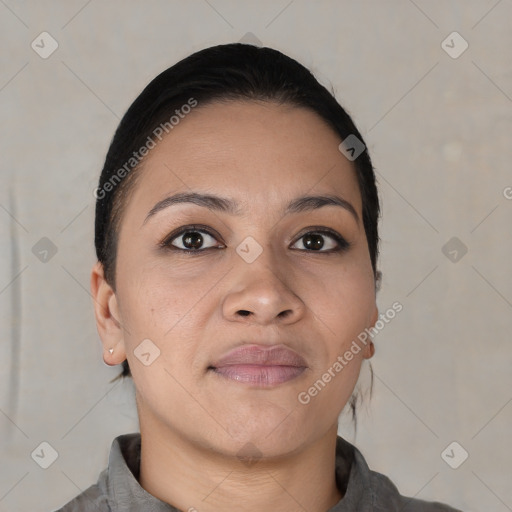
[160,225,224,252]
[159,225,350,254]
[290,228,350,253]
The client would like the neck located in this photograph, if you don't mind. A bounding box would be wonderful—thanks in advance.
[138,419,343,512]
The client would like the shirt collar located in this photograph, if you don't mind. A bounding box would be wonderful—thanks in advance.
[102,432,373,511]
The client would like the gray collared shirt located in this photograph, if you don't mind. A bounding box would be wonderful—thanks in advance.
[54,433,463,511]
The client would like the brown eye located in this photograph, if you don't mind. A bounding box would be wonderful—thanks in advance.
[290,229,350,253]
[301,233,327,250]
[169,230,217,250]
[160,224,224,253]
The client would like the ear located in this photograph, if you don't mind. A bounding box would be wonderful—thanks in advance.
[363,305,378,360]
[90,261,127,366]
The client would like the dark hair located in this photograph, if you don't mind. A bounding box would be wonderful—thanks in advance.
[95,43,381,425]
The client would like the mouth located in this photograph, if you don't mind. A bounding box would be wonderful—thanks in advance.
[208,344,308,387]
[209,365,307,386]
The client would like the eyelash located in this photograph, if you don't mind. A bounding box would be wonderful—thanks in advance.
[159,224,351,255]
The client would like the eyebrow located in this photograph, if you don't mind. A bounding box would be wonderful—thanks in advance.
[142,192,359,226]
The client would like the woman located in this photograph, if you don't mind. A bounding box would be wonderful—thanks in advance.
[56,43,462,511]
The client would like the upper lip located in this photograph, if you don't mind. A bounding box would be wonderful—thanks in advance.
[210,344,307,368]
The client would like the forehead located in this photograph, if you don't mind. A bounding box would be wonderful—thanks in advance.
[125,100,362,220]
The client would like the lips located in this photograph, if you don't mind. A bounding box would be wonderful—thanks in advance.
[210,344,307,368]
[208,344,308,386]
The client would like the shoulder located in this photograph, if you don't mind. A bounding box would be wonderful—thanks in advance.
[53,468,110,512]
[53,433,141,511]
[53,483,109,512]
[336,437,464,512]
[368,469,463,512]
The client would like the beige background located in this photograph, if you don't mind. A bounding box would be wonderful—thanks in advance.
[1,1,511,511]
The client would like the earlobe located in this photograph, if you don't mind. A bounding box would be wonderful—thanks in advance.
[102,341,126,366]
[90,261,127,366]
[363,340,375,359]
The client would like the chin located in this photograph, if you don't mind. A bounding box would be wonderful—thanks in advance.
[222,420,308,458]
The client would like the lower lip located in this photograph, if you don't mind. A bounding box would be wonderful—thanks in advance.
[210,365,306,386]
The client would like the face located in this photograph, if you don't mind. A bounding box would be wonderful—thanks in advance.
[94,100,378,459]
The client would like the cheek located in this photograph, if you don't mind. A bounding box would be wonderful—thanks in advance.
[308,262,375,336]
[115,258,219,375]
[116,270,200,401]
[117,255,210,330]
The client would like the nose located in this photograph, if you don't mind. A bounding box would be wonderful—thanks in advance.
[222,248,306,326]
